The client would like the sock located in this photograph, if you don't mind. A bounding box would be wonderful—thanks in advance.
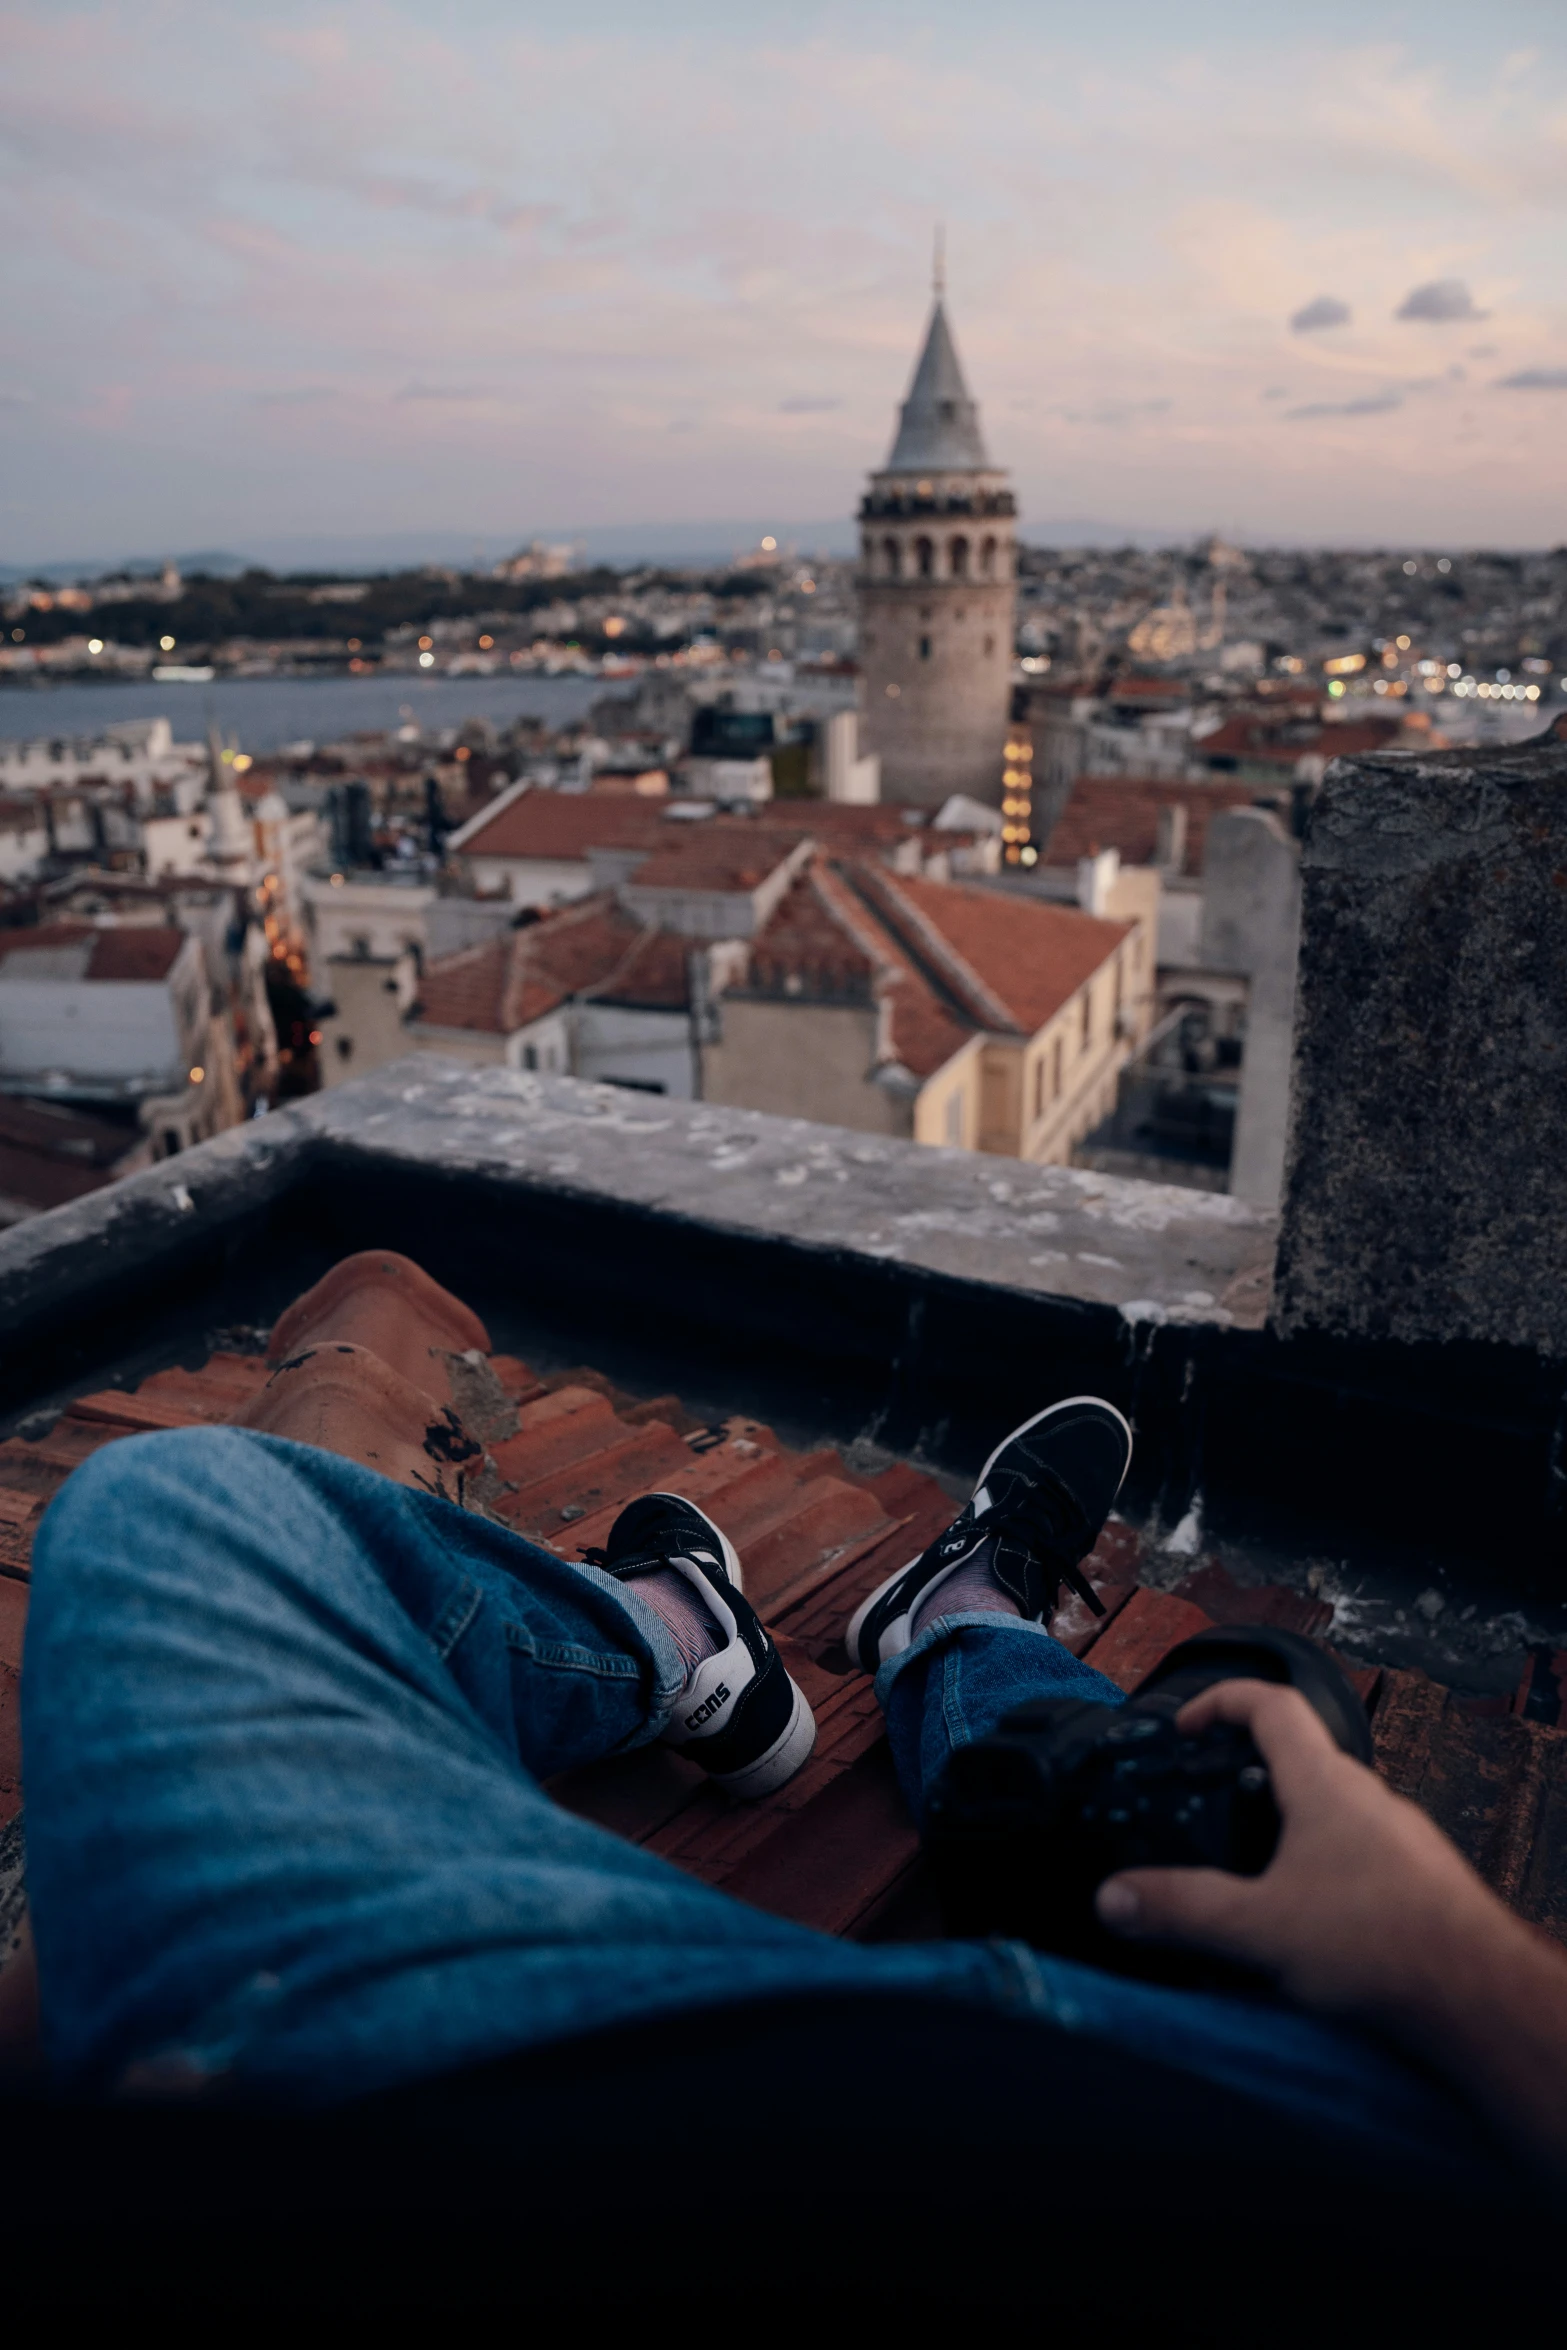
[911,1550,1024,1642]
[635,1567,723,1681]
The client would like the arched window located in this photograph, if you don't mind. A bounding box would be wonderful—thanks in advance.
[915,536,935,579]
[883,537,902,579]
[950,535,970,579]
[980,536,998,578]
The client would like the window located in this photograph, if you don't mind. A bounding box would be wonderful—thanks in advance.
[919,635,931,660]
[337,1035,354,1061]
[983,635,995,658]
[944,1090,962,1145]
[1032,1058,1044,1120]
[980,536,998,578]
[523,1043,537,1070]
[915,536,934,579]
[1052,1036,1064,1099]
[950,536,970,578]
[1080,989,1092,1052]
[883,537,901,578]
[1113,959,1123,1024]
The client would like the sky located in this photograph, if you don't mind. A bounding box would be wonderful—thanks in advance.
[3,0,1567,563]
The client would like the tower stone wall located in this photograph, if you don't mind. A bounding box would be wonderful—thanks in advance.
[855,300,1016,809]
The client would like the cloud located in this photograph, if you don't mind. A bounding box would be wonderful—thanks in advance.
[1284,393,1403,420]
[0,387,35,409]
[393,383,491,403]
[1469,344,1498,358]
[1260,386,1289,401]
[778,395,843,413]
[1495,367,1567,391]
[1290,295,1350,332]
[1396,279,1486,322]
[254,385,336,407]
[1061,398,1173,427]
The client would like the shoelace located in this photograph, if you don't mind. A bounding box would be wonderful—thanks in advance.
[939,1464,1107,1619]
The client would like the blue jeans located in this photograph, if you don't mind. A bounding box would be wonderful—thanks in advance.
[19,1427,1495,2169]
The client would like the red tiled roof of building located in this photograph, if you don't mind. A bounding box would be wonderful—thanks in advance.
[1042,777,1270,876]
[742,857,1134,1080]
[453,789,669,863]
[863,867,1132,1039]
[806,864,974,1079]
[0,1096,143,1214]
[415,895,691,1036]
[1194,713,1405,765]
[0,922,188,981]
[621,825,808,894]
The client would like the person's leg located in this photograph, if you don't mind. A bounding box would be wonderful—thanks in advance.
[20,1426,1017,2102]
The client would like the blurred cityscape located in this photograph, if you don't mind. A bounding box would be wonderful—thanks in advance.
[0,287,1561,1235]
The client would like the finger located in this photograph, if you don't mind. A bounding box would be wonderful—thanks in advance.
[1096,1864,1270,1962]
[1174,1680,1343,1800]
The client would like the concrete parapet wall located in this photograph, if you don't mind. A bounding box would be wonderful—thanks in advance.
[1275,729,1567,1353]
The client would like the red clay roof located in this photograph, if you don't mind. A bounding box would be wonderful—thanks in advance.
[415,895,692,1035]
[0,922,188,981]
[1042,777,1270,876]
[742,857,1132,1079]
[1195,713,1406,765]
[862,867,1132,1039]
[0,1096,143,1212]
[455,791,669,862]
[623,826,807,894]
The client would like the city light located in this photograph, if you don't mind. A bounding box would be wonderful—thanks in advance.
[232,753,252,772]
[760,536,777,552]
[87,638,103,655]
[418,635,433,650]
[160,634,175,651]
[189,1066,205,1084]
[1327,680,1346,698]
[1323,653,1365,675]
[419,651,435,667]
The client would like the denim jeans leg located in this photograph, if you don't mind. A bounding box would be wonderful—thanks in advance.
[20,1426,1023,2102]
[876,1609,1124,1825]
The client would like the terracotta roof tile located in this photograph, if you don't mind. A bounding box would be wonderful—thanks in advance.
[415,894,692,1036]
[454,791,668,862]
[1042,777,1269,875]
[622,826,808,894]
[854,866,1133,1038]
[0,922,188,981]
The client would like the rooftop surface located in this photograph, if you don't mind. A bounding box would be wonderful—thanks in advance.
[2,1247,1562,2010]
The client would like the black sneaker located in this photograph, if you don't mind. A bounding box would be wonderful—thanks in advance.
[844,1397,1133,1674]
[584,1492,817,1799]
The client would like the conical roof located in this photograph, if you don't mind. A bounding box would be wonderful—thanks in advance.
[884,299,991,473]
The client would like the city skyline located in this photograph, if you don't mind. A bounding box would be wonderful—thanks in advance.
[3,0,1567,560]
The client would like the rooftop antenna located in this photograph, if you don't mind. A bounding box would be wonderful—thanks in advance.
[933,223,946,301]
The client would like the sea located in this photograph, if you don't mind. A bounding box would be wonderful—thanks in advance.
[0,671,607,753]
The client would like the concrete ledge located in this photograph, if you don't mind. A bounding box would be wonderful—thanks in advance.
[299,1060,1278,1332]
[0,1060,1562,1575]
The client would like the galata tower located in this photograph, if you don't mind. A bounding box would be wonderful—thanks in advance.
[856,262,1016,808]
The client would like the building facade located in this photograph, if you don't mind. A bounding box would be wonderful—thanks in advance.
[856,281,1017,809]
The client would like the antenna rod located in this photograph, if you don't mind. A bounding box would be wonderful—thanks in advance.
[933,223,946,299]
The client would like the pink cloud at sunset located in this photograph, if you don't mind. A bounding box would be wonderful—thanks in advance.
[2,0,1565,556]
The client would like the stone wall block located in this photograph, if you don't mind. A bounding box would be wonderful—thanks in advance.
[1273,733,1567,1353]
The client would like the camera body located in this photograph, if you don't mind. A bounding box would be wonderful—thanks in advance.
[924,1625,1373,1972]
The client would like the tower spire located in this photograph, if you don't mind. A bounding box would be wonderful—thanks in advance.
[933,223,945,301]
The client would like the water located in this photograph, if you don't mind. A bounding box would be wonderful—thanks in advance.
[0,671,608,753]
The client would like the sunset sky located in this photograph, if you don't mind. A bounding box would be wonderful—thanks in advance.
[4,0,1566,561]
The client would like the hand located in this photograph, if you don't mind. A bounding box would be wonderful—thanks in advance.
[1095,1679,1500,2021]
[1096,1678,1567,2182]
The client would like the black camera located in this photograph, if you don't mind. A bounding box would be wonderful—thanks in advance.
[923,1626,1374,1975]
